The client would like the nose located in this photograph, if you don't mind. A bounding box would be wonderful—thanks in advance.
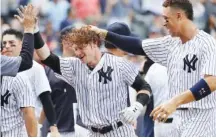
[4,42,11,49]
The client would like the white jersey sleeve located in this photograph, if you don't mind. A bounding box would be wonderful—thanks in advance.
[13,75,35,108]
[1,55,21,76]
[59,57,77,85]
[142,36,173,66]
[33,61,51,96]
[119,58,139,85]
[201,36,216,76]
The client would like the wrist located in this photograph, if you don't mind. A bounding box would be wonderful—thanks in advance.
[34,25,40,34]
[24,28,34,34]
[50,125,58,132]
[99,30,108,39]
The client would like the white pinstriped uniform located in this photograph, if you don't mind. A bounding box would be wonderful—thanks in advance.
[18,61,51,119]
[142,30,216,136]
[58,53,138,137]
[0,74,35,137]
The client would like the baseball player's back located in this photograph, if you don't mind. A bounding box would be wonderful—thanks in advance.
[1,74,35,137]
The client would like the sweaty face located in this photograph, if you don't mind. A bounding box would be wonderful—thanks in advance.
[72,43,96,64]
[2,34,22,56]
[163,7,181,37]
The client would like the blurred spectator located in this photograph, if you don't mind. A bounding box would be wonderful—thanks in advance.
[60,8,77,30]
[42,20,58,52]
[204,0,216,38]
[105,0,133,26]
[191,0,207,30]
[47,0,70,31]
[71,0,101,22]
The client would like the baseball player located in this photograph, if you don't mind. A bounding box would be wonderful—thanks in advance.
[27,21,152,136]
[0,4,35,77]
[1,74,37,137]
[90,0,216,136]
[40,25,88,137]
[1,28,60,137]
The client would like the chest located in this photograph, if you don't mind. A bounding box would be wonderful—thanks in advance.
[1,79,17,108]
[167,43,203,74]
[74,64,122,93]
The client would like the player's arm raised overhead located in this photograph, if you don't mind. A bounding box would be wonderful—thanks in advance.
[119,58,152,124]
[1,4,36,77]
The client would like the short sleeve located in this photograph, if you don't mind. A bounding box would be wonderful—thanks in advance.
[142,36,172,66]
[59,57,77,85]
[201,37,216,76]
[119,58,139,85]
[1,56,21,76]
[34,63,51,96]
[13,75,35,108]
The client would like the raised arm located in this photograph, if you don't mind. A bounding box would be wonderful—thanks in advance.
[1,4,36,77]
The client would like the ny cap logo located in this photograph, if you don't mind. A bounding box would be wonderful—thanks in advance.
[183,54,198,73]
[98,66,113,84]
[1,90,11,107]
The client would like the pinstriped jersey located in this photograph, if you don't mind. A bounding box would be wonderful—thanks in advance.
[142,30,216,109]
[58,53,139,127]
[18,61,51,119]
[1,74,35,132]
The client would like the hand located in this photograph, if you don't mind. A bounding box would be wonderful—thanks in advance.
[150,99,178,122]
[14,4,38,33]
[49,126,60,137]
[88,25,108,39]
[119,102,143,124]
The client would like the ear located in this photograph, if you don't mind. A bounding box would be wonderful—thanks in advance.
[176,12,182,20]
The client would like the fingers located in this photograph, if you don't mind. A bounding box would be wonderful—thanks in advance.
[17,8,24,18]
[14,15,22,22]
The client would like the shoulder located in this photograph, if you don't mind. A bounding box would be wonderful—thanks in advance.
[197,30,216,49]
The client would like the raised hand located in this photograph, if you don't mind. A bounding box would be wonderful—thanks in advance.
[14,4,38,33]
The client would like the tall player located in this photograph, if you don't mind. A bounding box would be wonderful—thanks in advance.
[1,4,35,77]
[90,0,216,136]
[1,74,37,137]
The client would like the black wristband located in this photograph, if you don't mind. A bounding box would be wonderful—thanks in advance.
[136,93,150,106]
[34,32,45,49]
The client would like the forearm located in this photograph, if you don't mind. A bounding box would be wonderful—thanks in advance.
[39,91,57,127]
[34,32,51,60]
[18,33,34,72]
[22,108,37,137]
[34,32,61,74]
[204,76,216,92]
[131,74,152,106]
[174,76,216,106]
[105,31,145,55]
[39,109,46,124]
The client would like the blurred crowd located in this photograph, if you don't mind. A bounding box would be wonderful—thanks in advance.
[1,0,216,58]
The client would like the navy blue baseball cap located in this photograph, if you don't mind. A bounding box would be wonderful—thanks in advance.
[105,22,137,49]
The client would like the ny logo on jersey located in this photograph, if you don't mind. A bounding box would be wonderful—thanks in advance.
[1,90,11,107]
[183,54,198,73]
[98,66,114,84]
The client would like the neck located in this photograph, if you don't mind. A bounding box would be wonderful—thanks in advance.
[179,20,198,44]
[87,50,102,68]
